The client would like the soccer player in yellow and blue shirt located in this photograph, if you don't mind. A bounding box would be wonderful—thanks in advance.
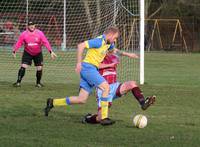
[44,26,120,125]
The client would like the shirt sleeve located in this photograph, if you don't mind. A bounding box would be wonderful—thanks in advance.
[108,43,115,51]
[84,38,103,49]
[13,32,24,52]
[39,31,52,53]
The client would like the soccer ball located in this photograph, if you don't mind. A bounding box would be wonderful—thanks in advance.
[133,114,147,128]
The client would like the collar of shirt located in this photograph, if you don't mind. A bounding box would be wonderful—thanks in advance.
[102,34,106,42]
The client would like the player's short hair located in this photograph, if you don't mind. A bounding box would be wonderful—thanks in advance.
[104,26,119,35]
[27,21,35,26]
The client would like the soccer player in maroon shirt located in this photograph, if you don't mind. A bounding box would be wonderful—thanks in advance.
[12,21,57,87]
[82,51,156,124]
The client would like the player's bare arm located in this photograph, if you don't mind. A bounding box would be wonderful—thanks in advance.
[75,42,87,73]
[112,48,139,58]
[121,51,139,58]
[99,62,118,69]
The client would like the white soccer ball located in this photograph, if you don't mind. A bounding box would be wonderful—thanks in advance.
[133,114,147,128]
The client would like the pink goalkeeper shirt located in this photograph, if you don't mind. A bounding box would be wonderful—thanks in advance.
[13,29,52,56]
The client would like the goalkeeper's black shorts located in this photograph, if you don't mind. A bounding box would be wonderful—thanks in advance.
[21,51,43,66]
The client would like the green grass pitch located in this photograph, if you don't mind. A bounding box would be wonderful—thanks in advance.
[0,52,200,147]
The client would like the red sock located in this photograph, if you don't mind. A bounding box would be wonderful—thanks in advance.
[131,87,145,105]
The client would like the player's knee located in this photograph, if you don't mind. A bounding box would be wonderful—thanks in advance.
[99,82,110,96]
[128,81,138,89]
[104,83,110,91]
[21,64,28,68]
[103,84,110,95]
[20,67,26,71]
[36,66,42,71]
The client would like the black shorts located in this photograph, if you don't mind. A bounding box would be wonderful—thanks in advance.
[22,51,43,66]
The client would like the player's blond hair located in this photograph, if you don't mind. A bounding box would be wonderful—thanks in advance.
[104,26,119,35]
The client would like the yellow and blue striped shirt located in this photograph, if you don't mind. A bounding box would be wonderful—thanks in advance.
[83,34,115,67]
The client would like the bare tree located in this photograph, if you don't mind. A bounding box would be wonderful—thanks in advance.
[92,0,101,37]
[145,0,163,18]
[83,0,93,31]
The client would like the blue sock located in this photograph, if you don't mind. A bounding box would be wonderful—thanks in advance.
[66,97,71,105]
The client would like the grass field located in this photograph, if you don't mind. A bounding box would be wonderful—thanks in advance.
[0,52,200,147]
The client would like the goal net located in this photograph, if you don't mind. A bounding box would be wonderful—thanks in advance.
[0,0,142,85]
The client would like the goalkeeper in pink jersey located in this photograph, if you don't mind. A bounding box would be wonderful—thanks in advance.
[12,21,57,87]
[82,51,156,124]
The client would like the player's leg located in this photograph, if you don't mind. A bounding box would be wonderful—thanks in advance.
[82,102,113,124]
[83,76,113,125]
[44,71,92,116]
[44,88,90,116]
[119,81,155,110]
[13,51,32,87]
[83,83,117,124]
[97,81,116,125]
[35,66,43,87]
[120,81,145,104]
[98,81,110,118]
[34,52,44,87]
[44,62,95,116]
[81,62,113,125]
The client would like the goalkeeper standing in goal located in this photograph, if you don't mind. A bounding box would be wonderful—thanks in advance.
[44,26,120,126]
[12,21,57,87]
[82,52,156,124]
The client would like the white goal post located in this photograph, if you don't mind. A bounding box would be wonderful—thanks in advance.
[140,0,145,85]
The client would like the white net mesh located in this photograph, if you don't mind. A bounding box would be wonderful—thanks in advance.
[0,0,140,84]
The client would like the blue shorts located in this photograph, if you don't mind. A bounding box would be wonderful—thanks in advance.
[96,82,121,108]
[80,62,105,94]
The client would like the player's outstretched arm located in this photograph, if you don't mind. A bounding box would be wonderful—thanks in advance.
[114,48,139,59]
[121,51,139,58]
[99,62,118,69]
